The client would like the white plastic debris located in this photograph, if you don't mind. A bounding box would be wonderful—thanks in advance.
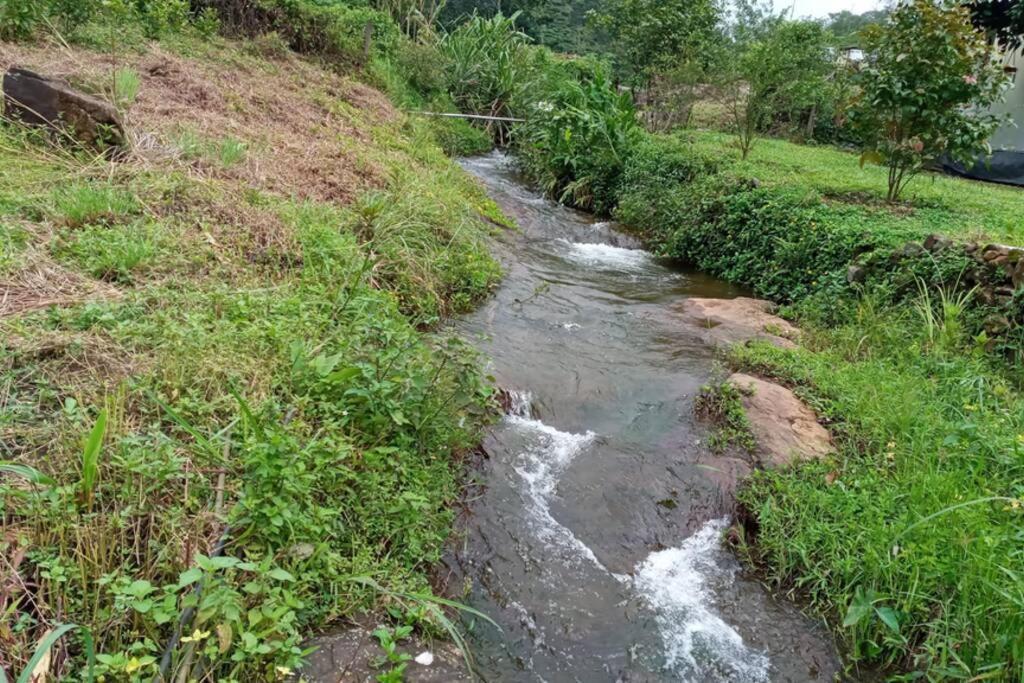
[414,651,434,666]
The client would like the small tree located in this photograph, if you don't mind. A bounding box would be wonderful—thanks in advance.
[720,20,834,159]
[847,0,1010,202]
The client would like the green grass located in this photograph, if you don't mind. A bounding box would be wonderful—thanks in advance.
[0,34,505,682]
[689,130,1024,245]
[730,295,1024,680]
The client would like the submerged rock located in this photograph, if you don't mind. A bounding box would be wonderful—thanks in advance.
[2,67,125,151]
[726,373,833,468]
[678,297,800,350]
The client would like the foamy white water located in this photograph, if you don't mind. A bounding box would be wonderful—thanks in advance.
[503,391,604,569]
[561,240,653,272]
[634,518,771,682]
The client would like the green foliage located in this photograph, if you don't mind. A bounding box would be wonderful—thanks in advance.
[53,184,140,229]
[720,20,835,158]
[848,0,1011,201]
[589,0,722,85]
[112,68,141,112]
[0,43,504,680]
[695,381,756,453]
[216,137,248,168]
[0,0,44,40]
[516,58,640,212]
[440,11,531,142]
[823,8,887,47]
[0,0,213,42]
[732,304,1024,677]
[54,220,158,284]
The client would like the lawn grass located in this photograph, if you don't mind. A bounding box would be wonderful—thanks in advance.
[689,130,1024,245]
[729,298,1024,680]
[0,33,504,681]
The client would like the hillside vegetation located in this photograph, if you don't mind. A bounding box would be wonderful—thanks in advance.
[0,12,505,682]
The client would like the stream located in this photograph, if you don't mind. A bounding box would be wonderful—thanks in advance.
[444,152,841,682]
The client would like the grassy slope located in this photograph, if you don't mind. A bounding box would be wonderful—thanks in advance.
[671,135,1024,677]
[0,33,504,681]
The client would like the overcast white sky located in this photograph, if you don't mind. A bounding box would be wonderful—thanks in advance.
[777,0,885,20]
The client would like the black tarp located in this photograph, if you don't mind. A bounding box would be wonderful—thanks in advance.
[941,150,1024,187]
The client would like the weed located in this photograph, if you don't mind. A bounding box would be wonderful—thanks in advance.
[216,137,247,168]
[695,381,756,453]
[52,184,139,228]
[112,67,141,112]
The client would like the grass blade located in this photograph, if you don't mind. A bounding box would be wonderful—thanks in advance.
[0,462,56,487]
[80,410,107,509]
[17,623,95,683]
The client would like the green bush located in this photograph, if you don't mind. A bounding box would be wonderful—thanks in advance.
[441,12,531,143]
[515,58,640,213]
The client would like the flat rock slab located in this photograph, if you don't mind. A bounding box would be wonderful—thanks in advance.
[298,617,471,683]
[727,373,832,468]
[679,297,799,350]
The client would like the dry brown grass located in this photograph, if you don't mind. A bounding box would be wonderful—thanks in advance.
[0,38,396,205]
[0,246,122,318]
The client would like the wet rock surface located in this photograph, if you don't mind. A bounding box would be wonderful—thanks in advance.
[2,67,125,150]
[298,616,470,683]
[726,373,833,468]
[678,297,800,350]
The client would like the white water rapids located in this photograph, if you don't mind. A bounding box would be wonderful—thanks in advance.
[504,389,770,682]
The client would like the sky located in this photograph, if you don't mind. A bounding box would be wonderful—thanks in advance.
[777,0,885,20]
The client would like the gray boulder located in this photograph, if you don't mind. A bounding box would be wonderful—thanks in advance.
[3,67,125,151]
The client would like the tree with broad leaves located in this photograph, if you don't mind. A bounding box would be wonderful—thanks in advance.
[589,0,723,87]
[847,0,1011,202]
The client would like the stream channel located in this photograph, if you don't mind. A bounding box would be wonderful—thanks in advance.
[443,152,841,683]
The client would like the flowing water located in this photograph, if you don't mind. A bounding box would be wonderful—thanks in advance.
[444,153,840,683]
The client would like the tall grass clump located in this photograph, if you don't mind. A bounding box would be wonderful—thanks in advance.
[440,12,531,144]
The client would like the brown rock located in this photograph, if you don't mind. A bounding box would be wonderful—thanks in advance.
[678,297,800,350]
[1013,260,1024,290]
[726,373,833,468]
[2,67,125,151]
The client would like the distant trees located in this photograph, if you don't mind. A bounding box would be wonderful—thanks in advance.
[847,0,1010,201]
[589,0,722,87]
[823,9,888,46]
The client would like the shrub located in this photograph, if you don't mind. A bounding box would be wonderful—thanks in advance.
[441,12,531,143]
[393,36,449,96]
[515,58,640,213]
[0,0,44,39]
[848,0,1011,201]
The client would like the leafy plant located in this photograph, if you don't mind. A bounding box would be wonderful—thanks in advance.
[516,58,640,212]
[847,0,1011,201]
[441,12,531,143]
